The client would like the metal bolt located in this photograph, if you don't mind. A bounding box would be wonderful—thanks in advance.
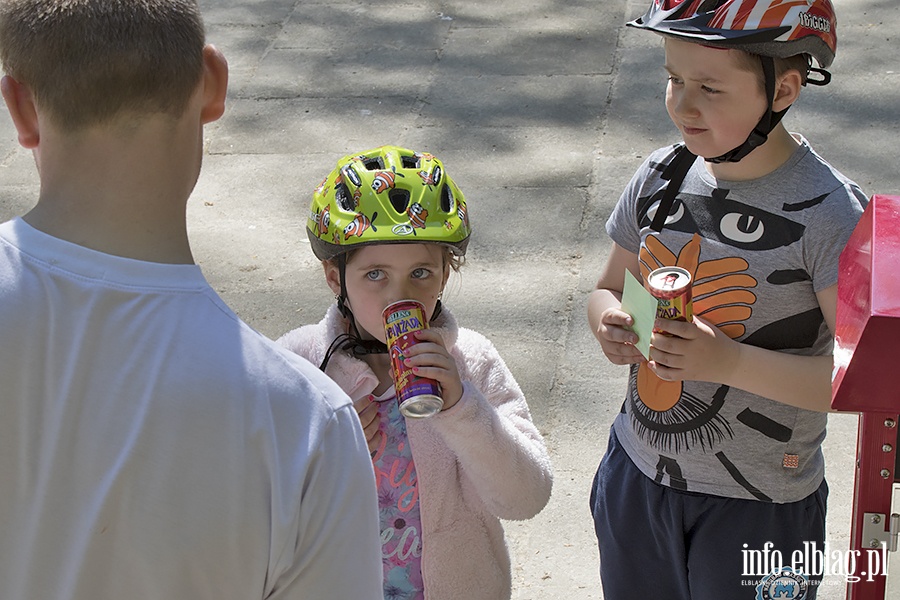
[885,418,896,428]
[881,469,892,479]
[872,514,883,524]
[885,444,894,452]
[870,539,882,548]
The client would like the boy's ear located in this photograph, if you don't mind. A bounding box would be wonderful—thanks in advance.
[772,68,803,113]
[1,75,40,149]
[199,44,229,124]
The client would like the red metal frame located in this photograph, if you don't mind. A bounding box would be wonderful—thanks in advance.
[833,195,900,600]
[844,413,896,599]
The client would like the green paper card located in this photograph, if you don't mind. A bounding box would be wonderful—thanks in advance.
[620,269,656,361]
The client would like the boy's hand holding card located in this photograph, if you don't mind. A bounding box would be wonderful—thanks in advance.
[620,269,655,361]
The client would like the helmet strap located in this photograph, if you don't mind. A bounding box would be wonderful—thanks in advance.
[336,254,353,320]
[652,57,786,233]
[318,333,390,371]
[650,144,697,233]
[806,66,831,86]
[707,56,788,164]
[432,299,443,322]
[328,254,389,369]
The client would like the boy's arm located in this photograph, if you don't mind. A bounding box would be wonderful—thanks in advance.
[650,284,839,412]
[587,242,644,365]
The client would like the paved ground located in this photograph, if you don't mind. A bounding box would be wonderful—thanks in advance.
[1,0,897,598]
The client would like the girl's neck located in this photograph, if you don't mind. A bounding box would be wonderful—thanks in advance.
[344,319,394,394]
[363,352,394,395]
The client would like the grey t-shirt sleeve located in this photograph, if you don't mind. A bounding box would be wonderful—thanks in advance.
[802,183,868,292]
[605,152,664,253]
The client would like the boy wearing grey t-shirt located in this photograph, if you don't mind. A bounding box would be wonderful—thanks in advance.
[586,0,866,598]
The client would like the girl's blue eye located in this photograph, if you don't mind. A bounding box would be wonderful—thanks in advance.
[366,270,383,281]
[412,268,431,279]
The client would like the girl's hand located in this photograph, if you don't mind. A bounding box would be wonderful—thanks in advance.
[404,329,464,410]
[352,395,383,455]
[596,307,645,365]
[648,316,740,384]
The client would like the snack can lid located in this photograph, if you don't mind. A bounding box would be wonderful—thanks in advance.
[647,267,691,293]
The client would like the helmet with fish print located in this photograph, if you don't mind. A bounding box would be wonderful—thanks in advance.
[307,145,471,260]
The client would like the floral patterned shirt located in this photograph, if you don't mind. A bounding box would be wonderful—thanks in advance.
[371,389,424,599]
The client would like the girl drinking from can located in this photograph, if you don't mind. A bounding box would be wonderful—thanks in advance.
[277,146,552,600]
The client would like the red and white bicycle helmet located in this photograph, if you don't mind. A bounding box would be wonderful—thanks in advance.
[628,0,837,69]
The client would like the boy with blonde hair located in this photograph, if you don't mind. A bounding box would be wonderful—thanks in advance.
[0,1,381,598]
[587,0,867,597]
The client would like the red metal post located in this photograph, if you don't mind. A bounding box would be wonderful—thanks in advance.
[845,413,896,600]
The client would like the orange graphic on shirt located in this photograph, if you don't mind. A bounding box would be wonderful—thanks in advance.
[637,233,758,411]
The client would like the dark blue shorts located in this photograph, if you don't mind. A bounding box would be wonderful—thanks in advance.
[590,428,828,600]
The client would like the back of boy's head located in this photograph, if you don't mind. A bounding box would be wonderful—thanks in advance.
[0,0,206,131]
[306,145,471,262]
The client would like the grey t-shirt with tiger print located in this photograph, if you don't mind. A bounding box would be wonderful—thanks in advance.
[606,136,867,503]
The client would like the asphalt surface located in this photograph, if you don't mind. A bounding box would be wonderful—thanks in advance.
[1,0,897,598]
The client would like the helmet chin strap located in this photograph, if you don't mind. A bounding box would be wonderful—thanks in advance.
[650,56,788,233]
[707,56,787,164]
[317,254,388,371]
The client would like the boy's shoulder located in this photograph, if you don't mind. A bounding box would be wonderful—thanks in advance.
[788,135,862,187]
[624,143,693,198]
[640,143,685,177]
[636,137,862,198]
[757,136,867,207]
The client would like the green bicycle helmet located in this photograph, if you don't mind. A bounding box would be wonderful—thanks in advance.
[307,145,471,260]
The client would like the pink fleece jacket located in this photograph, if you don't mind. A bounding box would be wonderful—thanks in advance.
[278,304,553,599]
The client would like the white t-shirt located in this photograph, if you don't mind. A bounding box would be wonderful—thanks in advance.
[0,218,382,599]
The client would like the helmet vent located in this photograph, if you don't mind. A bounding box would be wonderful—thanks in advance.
[389,189,410,213]
[342,166,362,187]
[335,184,355,211]
[400,155,420,169]
[440,184,454,213]
[362,157,385,170]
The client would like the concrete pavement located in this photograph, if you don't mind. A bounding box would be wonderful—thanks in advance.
[1,0,897,598]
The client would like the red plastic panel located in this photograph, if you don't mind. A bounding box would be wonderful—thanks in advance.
[832,195,900,412]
